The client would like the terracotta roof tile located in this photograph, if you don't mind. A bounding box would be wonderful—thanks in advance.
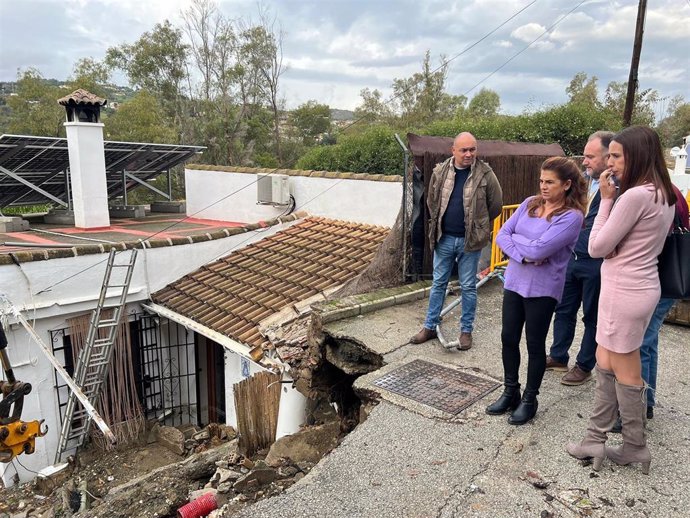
[57,88,107,106]
[151,217,389,354]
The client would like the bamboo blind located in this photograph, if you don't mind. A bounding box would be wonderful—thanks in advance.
[233,370,281,456]
[67,311,145,449]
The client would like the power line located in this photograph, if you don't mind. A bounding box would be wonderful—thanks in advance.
[207,178,348,264]
[33,171,346,296]
[461,0,588,97]
[338,0,537,133]
[26,0,543,296]
[33,169,273,295]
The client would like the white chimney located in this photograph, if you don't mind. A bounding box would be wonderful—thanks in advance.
[59,89,110,229]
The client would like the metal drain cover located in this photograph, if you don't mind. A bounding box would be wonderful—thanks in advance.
[373,359,500,415]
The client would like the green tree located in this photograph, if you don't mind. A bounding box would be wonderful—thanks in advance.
[290,100,331,144]
[467,88,501,118]
[391,51,450,127]
[296,125,403,175]
[68,58,111,97]
[657,96,690,147]
[105,21,189,125]
[105,90,177,143]
[5,68,65,137]
[353,88,394,124]
[237,14,286,162]
[604,81,659,127]
[566,72,600,108]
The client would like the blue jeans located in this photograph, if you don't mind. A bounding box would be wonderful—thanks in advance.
[640,297,675,408]
[423,234,481,333]
[548,257,601,371]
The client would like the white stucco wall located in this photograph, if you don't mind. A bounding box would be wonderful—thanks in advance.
[185,168,402,227]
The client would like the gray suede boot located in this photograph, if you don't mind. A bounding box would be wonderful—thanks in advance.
[565,366,617,471]
[605,382,651,475]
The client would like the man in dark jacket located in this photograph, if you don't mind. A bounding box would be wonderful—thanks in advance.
[410,132,503,350]
[546,131,614,384]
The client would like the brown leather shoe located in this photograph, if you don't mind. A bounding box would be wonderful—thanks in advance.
[457,332,473,351]
[561,365,592,386]
[545,356,568,372]
[409,327,437,344]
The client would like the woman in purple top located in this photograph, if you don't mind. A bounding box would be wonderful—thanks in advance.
[486,157,586,425]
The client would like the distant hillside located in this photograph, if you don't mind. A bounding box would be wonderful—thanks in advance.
[0,79,136,103]
[330,108,355,121]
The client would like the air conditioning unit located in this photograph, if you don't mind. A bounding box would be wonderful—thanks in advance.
[257,174,290,205]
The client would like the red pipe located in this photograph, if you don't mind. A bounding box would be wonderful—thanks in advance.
[177,492,218,518]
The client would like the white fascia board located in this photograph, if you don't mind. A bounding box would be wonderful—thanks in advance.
[143,303,284,369]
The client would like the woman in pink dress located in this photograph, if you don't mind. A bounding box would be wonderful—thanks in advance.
[567,126,676,474]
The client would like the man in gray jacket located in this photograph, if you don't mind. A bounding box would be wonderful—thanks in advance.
[410,132,503,350]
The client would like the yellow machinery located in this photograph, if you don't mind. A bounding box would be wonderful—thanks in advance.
[0,324,47,462]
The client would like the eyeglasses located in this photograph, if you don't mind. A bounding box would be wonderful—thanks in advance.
[455,147,477,154]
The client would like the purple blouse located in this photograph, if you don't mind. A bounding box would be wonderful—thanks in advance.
[497,197,584,302]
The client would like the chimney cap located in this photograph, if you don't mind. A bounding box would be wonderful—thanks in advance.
[58,89,107,107]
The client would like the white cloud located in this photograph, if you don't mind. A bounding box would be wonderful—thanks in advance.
[511,23,547,43]
[0,0,687,113]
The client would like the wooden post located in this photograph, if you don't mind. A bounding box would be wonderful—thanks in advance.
[623,0,647,127]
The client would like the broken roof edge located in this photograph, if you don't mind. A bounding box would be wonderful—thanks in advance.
[0,210,310,265]
[312,281,433,325]
[186,164,403,183]
[144,302,284,369]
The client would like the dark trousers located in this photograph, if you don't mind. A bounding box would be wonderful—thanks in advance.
[502,289,557,394]
[548,257,601,372]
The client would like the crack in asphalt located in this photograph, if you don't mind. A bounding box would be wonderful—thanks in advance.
[431,386,592,518]
[433,427,518,518]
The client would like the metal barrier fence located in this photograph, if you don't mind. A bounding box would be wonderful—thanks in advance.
[489,204,520,273]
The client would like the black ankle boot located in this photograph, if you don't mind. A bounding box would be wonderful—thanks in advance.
[508,390,538,425]
[486,383,521,415]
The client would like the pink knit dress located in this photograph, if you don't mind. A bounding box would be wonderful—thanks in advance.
[588,184,675,353]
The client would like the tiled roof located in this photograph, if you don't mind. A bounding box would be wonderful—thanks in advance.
[187,164,402,183]
[151,217,390,359]
[57,89,107,106]
[0,212,307,264]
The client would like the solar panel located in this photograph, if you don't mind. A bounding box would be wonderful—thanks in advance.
[0,134,205,207]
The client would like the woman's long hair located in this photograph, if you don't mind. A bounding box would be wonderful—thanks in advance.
[527,157,587,221]
[612,125,676,205]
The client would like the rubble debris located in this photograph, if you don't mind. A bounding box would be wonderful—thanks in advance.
[232,466,277,492]
[35,463,71,496]
[72,440,237,518]
[324,334,383,376]
[156,425,185,456]
[265,420,340,466]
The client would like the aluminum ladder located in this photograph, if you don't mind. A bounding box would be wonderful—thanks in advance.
[55,248,138,462]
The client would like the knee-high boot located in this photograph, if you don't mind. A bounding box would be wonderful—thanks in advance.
[566,366,617,471]
[605,382,651,475]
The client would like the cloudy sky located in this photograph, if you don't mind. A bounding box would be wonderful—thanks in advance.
[0,0,687,115]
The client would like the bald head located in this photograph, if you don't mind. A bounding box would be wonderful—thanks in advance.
[452,132,478,168]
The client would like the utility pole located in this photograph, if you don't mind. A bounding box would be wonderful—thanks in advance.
[623,0,647,127]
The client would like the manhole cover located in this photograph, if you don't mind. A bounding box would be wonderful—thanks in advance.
[373,359,500,414]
